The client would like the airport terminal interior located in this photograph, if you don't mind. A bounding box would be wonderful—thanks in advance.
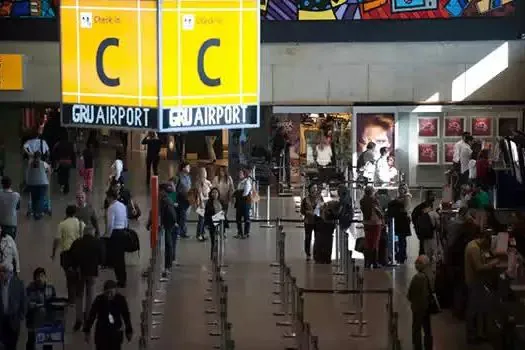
[2,0,525,349]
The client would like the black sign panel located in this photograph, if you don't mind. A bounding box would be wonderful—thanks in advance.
[160,105,258,132]
[61,103,158,130]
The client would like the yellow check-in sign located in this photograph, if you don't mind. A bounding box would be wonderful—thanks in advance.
[0,54,24,91]
[160,0,260,132]
[60,0,158,129]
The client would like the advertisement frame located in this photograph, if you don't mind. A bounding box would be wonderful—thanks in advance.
[417,116,440,138]
[443,116,467,138]
[418,142,440,165]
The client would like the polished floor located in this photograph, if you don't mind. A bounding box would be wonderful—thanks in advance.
[5,147,489,350]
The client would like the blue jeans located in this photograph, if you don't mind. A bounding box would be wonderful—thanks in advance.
[197,215,205,237]
[176,204,189,237]
[29,185,47,218]
[236,202,251,236]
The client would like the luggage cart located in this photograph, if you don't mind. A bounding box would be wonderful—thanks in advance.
[34,298,68,350]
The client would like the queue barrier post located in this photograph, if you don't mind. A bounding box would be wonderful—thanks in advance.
[386,288,394,349]
[336,230,349,282]
[273,230,287,308]
[261,185,275,228]
[333,222,343,273]
[270,218,283,268]
[276,267,293,326]
[350,272,369,338]
[283,277,299,338]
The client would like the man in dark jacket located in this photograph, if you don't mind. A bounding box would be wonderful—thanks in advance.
[412,191,436,255]
[69,227,104,331]
[0,264,26,350]
[148,184,178,277]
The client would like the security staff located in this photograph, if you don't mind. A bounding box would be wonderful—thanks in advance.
[105,190,128,288]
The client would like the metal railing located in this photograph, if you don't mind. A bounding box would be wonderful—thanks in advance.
[139,230,166,349]
[205,220,236,350]
[271,219,402,350]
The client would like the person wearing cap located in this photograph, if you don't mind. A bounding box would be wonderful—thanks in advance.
[83,280,133,350]
[407,255,434,350]
[25,267,56,350]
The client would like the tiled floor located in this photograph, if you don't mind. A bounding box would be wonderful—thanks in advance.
[7,146,490,350]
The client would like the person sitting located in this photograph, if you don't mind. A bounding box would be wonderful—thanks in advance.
[26,267,57,350]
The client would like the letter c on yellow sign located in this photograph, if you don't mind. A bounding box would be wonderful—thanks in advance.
[96,38,120,87]
[197,38,221,87]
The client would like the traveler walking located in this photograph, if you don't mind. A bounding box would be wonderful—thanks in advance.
[0,177,20,239]
[75,190,101,238]
[141,132,162,184]
[300,183,322,261]
[204,188,224,260]
[0,264,26,350]
[79,143,95,192]
[105,190,129,288]
[408,255,435,350]
[234,168,252,239]
[195,167,212,241]
[53,135,75,194]
[25,152,51,220]
[157,184,178,275]
[69,226,105,331]
[83,280,133,350]
[175,162,192,238]
[212,166,234,229]
[51,205,85,303]
[0,226,20,276]
[25,267,56,350]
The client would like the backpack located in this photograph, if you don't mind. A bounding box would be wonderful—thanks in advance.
[417,213,435,240]
[124,228,140,253]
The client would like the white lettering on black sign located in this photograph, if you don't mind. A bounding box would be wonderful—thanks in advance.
[71,105,150,127]
[168,105,247,128]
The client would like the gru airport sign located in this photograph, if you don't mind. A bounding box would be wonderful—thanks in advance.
[60,0,260,132]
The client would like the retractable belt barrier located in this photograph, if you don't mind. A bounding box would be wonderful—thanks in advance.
[139,232,167,349]
[270,219,402,350]
[205,220,235,350]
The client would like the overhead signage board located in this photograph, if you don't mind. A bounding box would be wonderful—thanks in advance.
[159,0,260,132]
[0,54,24,91]
[60,0,158,129]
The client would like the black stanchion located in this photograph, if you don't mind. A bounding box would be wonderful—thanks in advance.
[270,218,282,268]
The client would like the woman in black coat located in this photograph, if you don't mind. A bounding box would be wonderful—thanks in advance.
[204,188,224,259]
[387,184,412,264]
[83,280,132,350]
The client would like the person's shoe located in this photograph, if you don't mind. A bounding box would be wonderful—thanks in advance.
[117,282,126,288]
[197,235,205,242]
[180,234,190,239]
[306,255,311,262]
[234,234,243,239]
[73,321,82,332]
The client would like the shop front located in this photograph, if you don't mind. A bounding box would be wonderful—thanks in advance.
[353,106,525,189]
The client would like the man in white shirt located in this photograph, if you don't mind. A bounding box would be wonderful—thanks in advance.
[106,190,128,288]
[453,132,471,165]
[460,136,474,185]
[375,147,391,184]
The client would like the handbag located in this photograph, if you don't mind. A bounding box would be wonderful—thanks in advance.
[426,275,441,314]
[354,237,365,253]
